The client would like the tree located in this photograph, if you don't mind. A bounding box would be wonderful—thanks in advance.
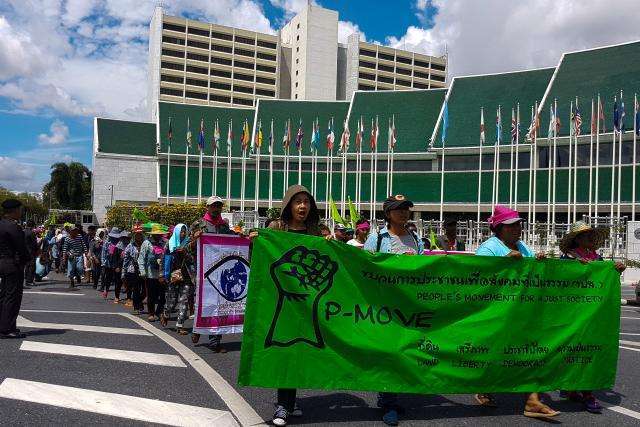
[0,187,47,223]
[44,162,92,210]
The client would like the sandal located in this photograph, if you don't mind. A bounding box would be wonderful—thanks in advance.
[178,328,188,335]
[474,394,498,407]
[147,315,156,322]
[160,314,168,327]
[524,402,560,418]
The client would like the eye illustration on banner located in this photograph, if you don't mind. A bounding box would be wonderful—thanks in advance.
[204,255,250,302]
[265,246,338,349]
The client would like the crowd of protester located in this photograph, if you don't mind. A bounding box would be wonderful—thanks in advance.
[1,185,628,425]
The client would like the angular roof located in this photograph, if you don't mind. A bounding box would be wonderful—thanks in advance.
[434,68,554,148]
[253,99,350,156]
[157,101,255,157]
[347,89,446,153]
[539,40,640,136]
[96,118,156,156]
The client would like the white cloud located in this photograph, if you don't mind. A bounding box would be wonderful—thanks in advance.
[338,20,366,44]
[270,0,316,18]
[0,16,55,80]
[38,120,70,145]
[0,156,38,192]
[390,0,640,78]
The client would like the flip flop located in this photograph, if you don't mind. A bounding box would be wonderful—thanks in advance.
[474,394,498,407]
[524,403,560,418]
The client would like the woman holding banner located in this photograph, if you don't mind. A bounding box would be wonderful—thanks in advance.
[248,184,324,426]
[363,194,423,426]
[161,223,193,336]
[475,205,560,419]
[559,221,625,414]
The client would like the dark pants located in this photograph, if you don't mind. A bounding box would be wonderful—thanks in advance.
[277,389,297,412]
[146,278,165,317]
[103,267,122,298]
[0,269,24,334]
[377,392,398,410]
[24,258,36,284]
[125,273,144,310]
[92,264,101,289]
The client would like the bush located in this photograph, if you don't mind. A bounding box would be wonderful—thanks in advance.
[105,203,207,229]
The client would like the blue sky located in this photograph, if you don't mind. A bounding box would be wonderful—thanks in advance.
[0,0,638,193]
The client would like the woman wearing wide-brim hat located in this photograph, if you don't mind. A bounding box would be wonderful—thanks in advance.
[138,223,168,321]
[558,221,624,414]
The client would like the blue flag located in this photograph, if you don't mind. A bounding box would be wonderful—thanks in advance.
[613,99,619,132]
[441,101,448,144]
[198,117,205,151]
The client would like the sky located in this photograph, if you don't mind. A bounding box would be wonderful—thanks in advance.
[0,0,639,193]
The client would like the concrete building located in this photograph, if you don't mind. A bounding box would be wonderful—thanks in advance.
[147,4,447,119]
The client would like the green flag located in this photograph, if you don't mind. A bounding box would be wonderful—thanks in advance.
[239,229,620,394]
[329,198,346,226]
[347,197,360,229]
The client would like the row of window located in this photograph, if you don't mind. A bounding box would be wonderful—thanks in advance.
[359,49,446,71]
[161,70,275,87]
[159,87,256,106]
[162,22,277,49]
[161,50,277,73]
[359,60,446,81]
[357,81,431,90]
[161,77,275,96]
[163,36,275,62]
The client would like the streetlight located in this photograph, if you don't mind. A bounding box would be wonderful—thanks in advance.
[108,185,114,208]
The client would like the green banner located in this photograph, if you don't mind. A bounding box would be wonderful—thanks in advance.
[238,229,620,394]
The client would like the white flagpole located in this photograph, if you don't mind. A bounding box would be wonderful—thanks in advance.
[386,117,391,197]
[617,91,623,220]
[595,95,601,219]
[255,122,261,212]
[573,98,579,222]
[552,99,558,229]
[477,107,484,239]
[184,144,189,203]
[509,108,515,208]
[198,145,203,203]
[298,121,302,186]
[390,115,395,195]
[372,116,379,222]
[527,106,533,225]
[325,140,331,220]
[514,103,520,211]
[546,108,552,246]
[283,146,289,197]
[370,118,375,221]
[588,99,594,219]
[567,100,573,224]
[610,95,617,221]
[227,120,232,203]
[241,146,247,211]
[269,119,274,209]
[213,143,218,196]
[633,93,638,221]
[532,102,539,240]
[166,143,171,205]
[341,149,347,216]
[492,114,498,210]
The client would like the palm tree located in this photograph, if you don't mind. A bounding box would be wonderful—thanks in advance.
[45,162,92,209]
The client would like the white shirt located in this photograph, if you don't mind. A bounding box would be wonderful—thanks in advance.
[347,239,365,248]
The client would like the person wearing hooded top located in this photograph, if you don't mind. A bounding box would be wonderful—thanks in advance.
[474,205,560,419]
[124,226,145,314]
[138,224,168,322]
[190,196,235,352]
[161,223,194,335]
[248,184,324,426]
[101,228,124,301]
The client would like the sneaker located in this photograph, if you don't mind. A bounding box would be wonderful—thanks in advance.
[382,409,399,426]
[272,405,288,426]
[291,404,303,417]
[584,396,602,414]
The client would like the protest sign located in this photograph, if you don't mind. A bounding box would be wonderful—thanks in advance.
[194,234,250,335]
[239,229,620,394]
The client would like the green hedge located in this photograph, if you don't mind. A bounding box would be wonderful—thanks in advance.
[105,203,208,230]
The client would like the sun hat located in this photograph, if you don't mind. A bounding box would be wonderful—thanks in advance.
[206,195,224,206]
[488,205,524,230]
[383,194,414,215]
[108,227,122,238]
[148,223,169,235]
[559,221,608,254]
[356,221,371,231]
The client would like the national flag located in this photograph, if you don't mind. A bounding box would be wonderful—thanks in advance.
[369,117,377,149]
[441,101,448,144]
[480,109,485,145]
[295,119,304,151]
[354,117,362,150]
[496,107,502,144]
[510,108,517,143]
[198,117,205,152]
[213,119,221,152]
[636,97,640,136]
[167,117,173,148]
[327,118,335,150]
[547,106,554,139]
[591,100,597,134]
[574,105,582,136]
[526,106,539,142]
[339,119,350,153]
[598,97,606,132]
[613,98,620,133]
[389,115,397,149]
[282,119,291,149]
[252,120,263,152]
[310,118,320,151]
[226,120,233,151]
[268,119,274,153]
[241,119,250,150]
[186,117,192,148]
[620,98,626,134]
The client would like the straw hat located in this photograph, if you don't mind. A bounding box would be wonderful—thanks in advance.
[559,221,608,254]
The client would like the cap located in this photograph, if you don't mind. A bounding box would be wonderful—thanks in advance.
[1,199,22,210]
[334,223,347,231]
[206,195,224,206]
[383,194,414,215]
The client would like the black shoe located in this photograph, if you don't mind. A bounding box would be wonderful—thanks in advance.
[0,331,26,339]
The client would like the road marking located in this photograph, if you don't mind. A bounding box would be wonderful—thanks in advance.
[121,313,263,427]
[20,310,120,314]
[20,341,186,368]
[23,291,85,296]
[0,378,237,427]
[620,317,640,320]
[17,316,152,336]
[620,332,640,336]
[605,404,640,420]
[619,346,640,352]
[619,340,640,347]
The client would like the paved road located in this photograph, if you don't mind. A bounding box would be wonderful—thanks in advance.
[2,274,640,426]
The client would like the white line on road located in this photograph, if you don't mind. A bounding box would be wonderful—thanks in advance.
[23,291,85,296]
[0,378,237,427]
[17,316,152,336]
[605,404,640,420]
[620,332,640,336]
[619,346,640,352]
[620,317,640,320]
[619,340,640,347]
[120,313,263,427]
[20,310,120,314]
[20,341,186,368]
